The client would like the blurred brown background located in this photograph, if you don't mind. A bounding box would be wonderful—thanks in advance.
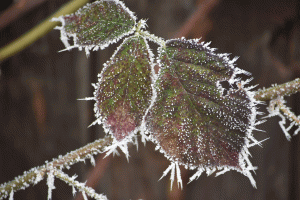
[0,0,300,199]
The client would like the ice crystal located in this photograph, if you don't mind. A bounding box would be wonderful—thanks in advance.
[72,186,77,197]
[47,168,55,200]
[8,191,13,200]
[159,162,182,190]
[146,38,260,188]
[52,0,137,56]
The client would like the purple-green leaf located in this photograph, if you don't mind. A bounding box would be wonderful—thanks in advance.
[54,0,136,54]
[146,38,258,177]
[94,35,154,141]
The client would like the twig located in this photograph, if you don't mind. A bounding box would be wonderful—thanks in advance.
[0,0,89,62]
[54,169,108,200]
[0,136,113,200]
[173,0,219,38]
[254,78,300,101]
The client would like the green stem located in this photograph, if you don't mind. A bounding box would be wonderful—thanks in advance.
[254,78,300,101]
[0,0,89,62]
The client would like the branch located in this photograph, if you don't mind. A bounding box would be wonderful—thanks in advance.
[0,0,89,62]
[0,135,113,200]
[254,78,300,101]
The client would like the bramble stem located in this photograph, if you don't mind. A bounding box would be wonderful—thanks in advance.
[254,78,300,101]
[0,0,89,62]
[0,136,113,200]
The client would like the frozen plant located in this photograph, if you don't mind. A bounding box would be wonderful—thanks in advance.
[1,0,300,199]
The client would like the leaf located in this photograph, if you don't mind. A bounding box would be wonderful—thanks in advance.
[146,38,258,185]
[53,0,137,55]
[94,35,154,141]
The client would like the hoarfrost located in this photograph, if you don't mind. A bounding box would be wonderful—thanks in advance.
[159,162,182,190]
[103,137,130,161]
[34,171,44,185]
[47,168,56,200]
[265,96,300,140]
[89,155,96,167]
[55,170,108,200]
[82,191,88,200]
[72,186,77,197]
[9,190,13,200]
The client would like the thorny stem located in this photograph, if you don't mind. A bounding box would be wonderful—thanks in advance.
[0,136,113,200]
[254,78,300,101]
[0,0,89,62]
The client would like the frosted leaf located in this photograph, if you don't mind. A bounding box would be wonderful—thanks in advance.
[146,38,260,188]
[93,35,154,142]
[53,0,137,55]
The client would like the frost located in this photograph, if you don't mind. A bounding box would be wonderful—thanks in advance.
[104,138,130,160]
[159,162,182,190]
[265,96,300,140]
[89,155,96,167]
[188,168,204,183]
[72,186,77,197]
[54,170,108,200]
[82,191,88,200]
[34,171,44,185]
[9,190,13,200]
[47,168,56,200]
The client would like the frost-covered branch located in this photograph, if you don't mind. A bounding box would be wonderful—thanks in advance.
[54,169,107,200]
[0,136,113,200]
[254,78,300,101]
[253,78,300,140]
[265,96,300,140]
